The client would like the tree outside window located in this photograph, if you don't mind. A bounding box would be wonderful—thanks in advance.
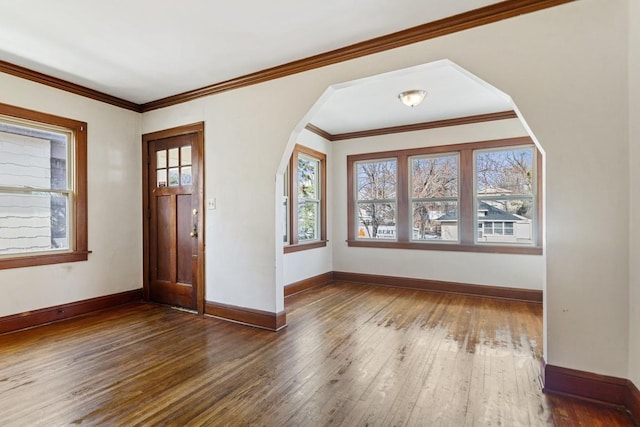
[284,144,327,253]
[347,137,541,255]
[355,159,397,239]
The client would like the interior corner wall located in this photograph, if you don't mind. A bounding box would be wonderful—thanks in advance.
[331,119,544,290]
[628,0,640,389]
[283,129,332,286]
[141,81,324,313]
[516,0,628,378]
[0,73,142,317]
[141,0,629,378]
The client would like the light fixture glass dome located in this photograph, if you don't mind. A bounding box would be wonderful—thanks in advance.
[398,90,427,107]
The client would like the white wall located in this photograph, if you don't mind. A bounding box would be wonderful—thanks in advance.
[532,0,629,379]
[0,73,142,317]
[283,129,332,286]
[331,119,544,290]
[628,0,640,389]
[144,0,629,378]
[142,79,322,314]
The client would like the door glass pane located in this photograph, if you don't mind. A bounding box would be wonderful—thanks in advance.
[181,146,191,166]
[156,150,167,168]
[168,168,179,186]
[168,148,179,167]
[157,169,167,187]
[181,166,192,185]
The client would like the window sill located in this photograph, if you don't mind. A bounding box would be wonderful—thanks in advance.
[346,240,542,255]
[0,251,91,270]
[284,240,328,254]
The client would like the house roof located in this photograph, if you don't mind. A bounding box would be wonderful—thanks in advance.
[438,201,523,222]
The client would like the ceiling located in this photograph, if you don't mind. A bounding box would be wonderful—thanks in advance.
[0,1,523,134]
[0,0,503,105]
[311,60,513,135]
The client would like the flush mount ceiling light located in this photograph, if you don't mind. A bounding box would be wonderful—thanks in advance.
[398,90,427,107]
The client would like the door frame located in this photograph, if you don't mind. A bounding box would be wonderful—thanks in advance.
[142,122,205,314]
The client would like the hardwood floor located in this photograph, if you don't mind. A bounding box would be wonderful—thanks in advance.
[0,282,635,426]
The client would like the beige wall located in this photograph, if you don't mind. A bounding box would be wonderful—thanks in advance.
[0,73,142,317]
[628,0,640,389]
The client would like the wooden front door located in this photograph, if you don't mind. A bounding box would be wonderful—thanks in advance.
[143,123,204,313]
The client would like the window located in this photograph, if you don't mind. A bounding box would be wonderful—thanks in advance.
[284,145,326,253]
[0,103,88,269]
[355,158,397,239]
[410,154,458,241]
[475,146,535,245]
[347,137,541,255]
[283,165,289,243]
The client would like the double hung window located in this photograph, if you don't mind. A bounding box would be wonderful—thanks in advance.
[355,158,397,239]
[410,154,458,241]
[0,103,88,269]
[284,145,326,252]
[347,137,541,254]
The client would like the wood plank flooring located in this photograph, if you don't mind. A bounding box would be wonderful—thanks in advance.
[0,282,635,426]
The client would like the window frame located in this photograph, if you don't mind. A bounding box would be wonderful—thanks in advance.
[474,145,537,246]
[284,144,327,253]
[354,157,398,241]
[409,152,460,243]
[0,102,89,269]
[346,137,542,255]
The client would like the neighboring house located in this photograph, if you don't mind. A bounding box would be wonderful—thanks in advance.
[0,126,67,255]
[438,201,532,244]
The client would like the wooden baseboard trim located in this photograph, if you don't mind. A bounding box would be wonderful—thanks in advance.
[205,301,287,331]
[0,289,143,335]
[332,271,542,303]
[284,272,334,297]
[542,363,631,411]
[627,380,640,424]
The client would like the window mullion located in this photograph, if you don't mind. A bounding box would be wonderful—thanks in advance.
[397,155,409,242]
[290,152,299,245]
[459,149,474,244]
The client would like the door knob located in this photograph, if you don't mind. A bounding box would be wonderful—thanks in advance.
[190,225,198,238]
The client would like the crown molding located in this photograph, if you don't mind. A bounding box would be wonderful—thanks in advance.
[141,0,573,112]
[304,123,334,141]
[0,60,142,112]
[305,111,518,141]
[0,0,573,113]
